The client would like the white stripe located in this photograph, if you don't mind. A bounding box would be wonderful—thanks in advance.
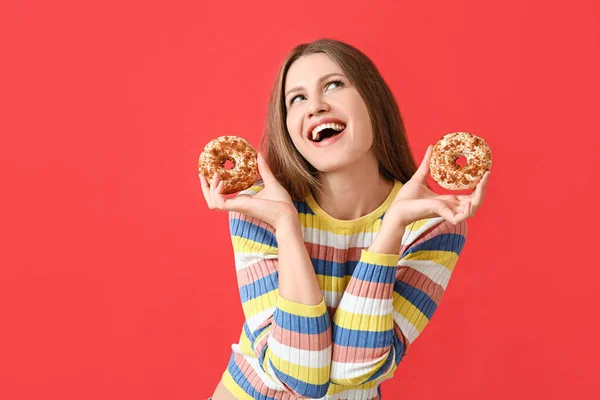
[398,259,452,289]
[393,309,420,344]
[330,346,396,381]
[338,292,393,316]
[246,307,275,331]
[267,338,332,368]
[402,217,444,247]
[301,217,444,252]
[234,251,277,271]
[327,386,380,400]
[302,227,375,250]
[330,350,389,381]
[322,290,343,307]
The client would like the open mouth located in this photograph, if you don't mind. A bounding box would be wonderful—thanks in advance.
[310,124,346,143]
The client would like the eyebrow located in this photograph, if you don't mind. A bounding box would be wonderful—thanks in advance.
[284,72,346,98]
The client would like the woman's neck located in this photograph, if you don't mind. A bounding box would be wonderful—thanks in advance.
[313,153,395,221]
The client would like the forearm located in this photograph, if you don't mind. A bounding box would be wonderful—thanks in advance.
[275,218,323,305]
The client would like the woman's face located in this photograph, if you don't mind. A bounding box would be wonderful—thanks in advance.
[284,53,374,173]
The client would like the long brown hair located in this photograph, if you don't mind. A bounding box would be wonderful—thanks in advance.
[259,38,418,200]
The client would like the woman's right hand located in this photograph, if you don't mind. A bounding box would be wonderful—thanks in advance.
[199,152,298,230]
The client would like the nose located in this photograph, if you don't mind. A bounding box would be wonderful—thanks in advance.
[306,95,330,116]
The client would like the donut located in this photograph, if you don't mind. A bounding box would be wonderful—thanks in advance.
[429,132,492,190]
[198,135,259,195]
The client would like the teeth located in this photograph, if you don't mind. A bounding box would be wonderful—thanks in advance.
[310,122,346,141]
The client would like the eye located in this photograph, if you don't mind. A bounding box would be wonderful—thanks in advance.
[289,80,345,106]
[290,94,304,105]
[325,80,344,91]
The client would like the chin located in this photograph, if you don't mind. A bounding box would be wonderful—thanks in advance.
[310,157,353,173]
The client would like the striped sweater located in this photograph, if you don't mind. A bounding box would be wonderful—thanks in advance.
[220,179,468,399]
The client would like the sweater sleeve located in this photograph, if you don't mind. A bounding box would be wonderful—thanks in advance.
[227,181,332,398]
[330,218,467,385]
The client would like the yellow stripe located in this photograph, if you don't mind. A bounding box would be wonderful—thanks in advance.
[277,296,327,317]
[231,235,278,254]
[222,369,255,400]
[297,215,433,237]
[360,250,400,266]
[298,213,384,234]
[268,350,330,384]
[237,328,256,357]
[242,289,278,318]
[333,309,393,332]
[392,291,429,333]
[316,274,351,293]
[246,183,264,193]
[401,250,459,271]
[325,378,379,394]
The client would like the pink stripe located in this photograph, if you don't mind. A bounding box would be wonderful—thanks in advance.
[400,219,467,255]
[327,306,337,318]
[270,324,332,351]
[237,258,277,287]
[304,242,367,263]
[396,265,445,303]
[230,211,276,234]
[345,278,394,299]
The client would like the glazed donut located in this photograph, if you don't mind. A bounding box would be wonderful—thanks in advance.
[198,135,259,195]
[429,132,492,190]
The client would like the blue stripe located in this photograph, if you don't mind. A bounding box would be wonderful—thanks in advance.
[229,217,277,247]
[311,258,347,278]
[239,272,278,303]
[273,307,330,334]
[394,280,438,319]
[403,233,466,257]
[294,200,315,215]
[332,325,395,348]
[311,258,360,278]
[352,262,397,284]
[227,352,277,400]
[269,362,330,398]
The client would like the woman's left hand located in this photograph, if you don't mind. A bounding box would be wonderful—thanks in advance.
[384,145,490,228]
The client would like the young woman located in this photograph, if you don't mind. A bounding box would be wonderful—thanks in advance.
[199,38,490,400]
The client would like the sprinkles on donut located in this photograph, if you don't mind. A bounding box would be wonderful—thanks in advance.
[429,132,492,190]
[198,135,259,195]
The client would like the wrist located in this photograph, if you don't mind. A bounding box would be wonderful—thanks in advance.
[369,223,406,255]
[275,214,301,238]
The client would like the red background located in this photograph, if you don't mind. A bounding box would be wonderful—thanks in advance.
[1,1,599,399]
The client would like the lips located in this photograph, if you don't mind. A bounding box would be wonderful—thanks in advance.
[305,117,347,139]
